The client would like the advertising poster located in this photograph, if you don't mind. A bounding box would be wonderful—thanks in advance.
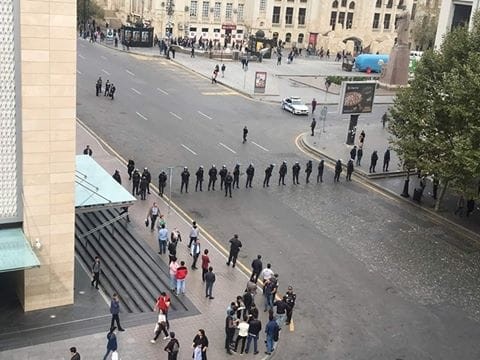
[339,81,376,114]
[254,71,267,94]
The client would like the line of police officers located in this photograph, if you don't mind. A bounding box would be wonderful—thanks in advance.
[122,159,356,199]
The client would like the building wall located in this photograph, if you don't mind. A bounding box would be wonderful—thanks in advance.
[19,0,76,311]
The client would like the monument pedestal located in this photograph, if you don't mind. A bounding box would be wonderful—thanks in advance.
[378,44,410,89]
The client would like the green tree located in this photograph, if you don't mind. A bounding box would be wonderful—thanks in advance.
[389,13,480,210]
[77,0,105,29]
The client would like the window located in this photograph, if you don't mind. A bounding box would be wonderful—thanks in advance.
[386,0,393,8]
[202,1,209,17]
[272,6,281,24]
[349,1,355,9]
[238,3,244,21]
[190,1,198,16]
[375,0,382,8]
[260,0,266,11]
[201,27,208,32]
[338,12,345,27]
[285,7,293,24]
[285,33,291,42]
[332,0,338,8]
[225,3,232,19]
[346,12,353,28]
[341,0,347,7]
[397,0,404,8]
[300,0,307,2]
[214,2,221,20]
[372,13,380,28]
[298,8,306,25]
[411,3,417,19]
[298,33,304,43]
[384,13,391,29]
[330,11,337,30]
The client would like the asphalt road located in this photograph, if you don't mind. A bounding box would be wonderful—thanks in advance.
[77,40,480,359]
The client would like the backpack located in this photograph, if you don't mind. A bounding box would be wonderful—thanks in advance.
[168,241,176,253]
[172,339,179,353]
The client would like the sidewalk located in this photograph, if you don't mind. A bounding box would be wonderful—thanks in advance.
[299,132,480,241]
[0,122,278,360]
[91,39,395,105]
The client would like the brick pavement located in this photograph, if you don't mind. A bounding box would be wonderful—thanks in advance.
[0,122,281,360]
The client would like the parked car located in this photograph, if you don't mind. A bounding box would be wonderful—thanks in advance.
[281,96,309,115]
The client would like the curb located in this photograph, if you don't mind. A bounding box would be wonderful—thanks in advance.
[297,135,480,245]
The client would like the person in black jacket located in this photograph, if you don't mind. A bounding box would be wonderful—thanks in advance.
[132,169,140,195]
[356,148,363,166]
[278,161,287,185]
[127,159,135,180]
[224,172,233,198]
[250,255,262,282]
[112,170,121,184]
[383,149,390,172]
[219,165,227,190]
[243,126,248,143]
[263,164,274,187]
[244,317,262,355]
[334,160,342,182]
[305,160,313,183]
[292,162,300,185]
[164,332,180,360]
[180,167,190,193]
[346,159,354,181]
[369,151,378,173]
[208,165,217,191]
[226,234,242,267]
[317,160,324,183]
[233,164,240,189]
[142,168,152,194]
[158,171,167,197]
[139,175,148,200]
[350,146,357,160]
[245,164,255,188]
[195,166,204,192]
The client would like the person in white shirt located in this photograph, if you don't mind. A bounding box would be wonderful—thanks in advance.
[234,315,249,354]
[261,263,274,282]
[188,221,199,249]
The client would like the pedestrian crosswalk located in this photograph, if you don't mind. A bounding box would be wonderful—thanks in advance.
[201,91,238,96]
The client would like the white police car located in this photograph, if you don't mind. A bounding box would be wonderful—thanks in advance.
[281,96,309,115]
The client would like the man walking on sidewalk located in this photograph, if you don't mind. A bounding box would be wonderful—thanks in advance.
[188,221,199,249]
[191,239,201,269]
[251,255,263,283]
[158,224,169,255]
[110,294,125,331]
[310,118,316,136]
[311,98,317,114]
[147,202,160,231]
[226,234,242,267]
[91,256,101,289]
[205,266,216,299]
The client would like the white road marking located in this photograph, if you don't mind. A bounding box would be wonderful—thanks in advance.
[219,142,237,154]
[76,70,82,74]
[251,141,270,152]
[126,69,135,76]
[197,111,212,120]
[78,54,86,59]
[101,69,110,75]
[169,111,182,120]
[157,88,169,95]
[136,111,148,121]
[131,88,141,95]
[100,55,107,60]
[181,144,197,155]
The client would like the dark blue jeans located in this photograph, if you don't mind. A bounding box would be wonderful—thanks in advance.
[245,334,258,353]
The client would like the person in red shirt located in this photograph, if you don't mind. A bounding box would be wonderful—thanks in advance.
[175,261,188,295]
[201,249,210,282]
[154,291,171,328]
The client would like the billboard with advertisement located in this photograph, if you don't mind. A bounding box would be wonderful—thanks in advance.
[254,71,267,94]
[339,81,376,114]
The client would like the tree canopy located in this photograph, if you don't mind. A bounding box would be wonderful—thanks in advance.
[389,12,480,209]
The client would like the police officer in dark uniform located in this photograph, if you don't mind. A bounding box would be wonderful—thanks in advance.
[158,171,167,197]
[180,167,190,193]
[292,162,301,185]
[334,160,342,182]
[285,286,297,325]
[346,159,354,181]
[243,126,248,143]
[305,160,313,184]
[263,164,274,187]
[317,160,324,183]
[224,172,233,197]
[195,166,204,192]
[245,163,255,188]
[233,164,240,189]
[109,83,116,100]
[278,161,287,185]
[132,169,140,195]
[96,77,102,96]
[127,159,135,180]
[139,175,148,200]
[104,80,110,96]
[208,164,217,191]
[219,165,227,190]
[142,167,152,194]
[112,170,121,184]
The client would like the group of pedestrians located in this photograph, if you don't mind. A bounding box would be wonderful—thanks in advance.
[95,76,116,99]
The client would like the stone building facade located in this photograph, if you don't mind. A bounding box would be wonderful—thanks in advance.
[108,0,433,54]
[0,0,76,311]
